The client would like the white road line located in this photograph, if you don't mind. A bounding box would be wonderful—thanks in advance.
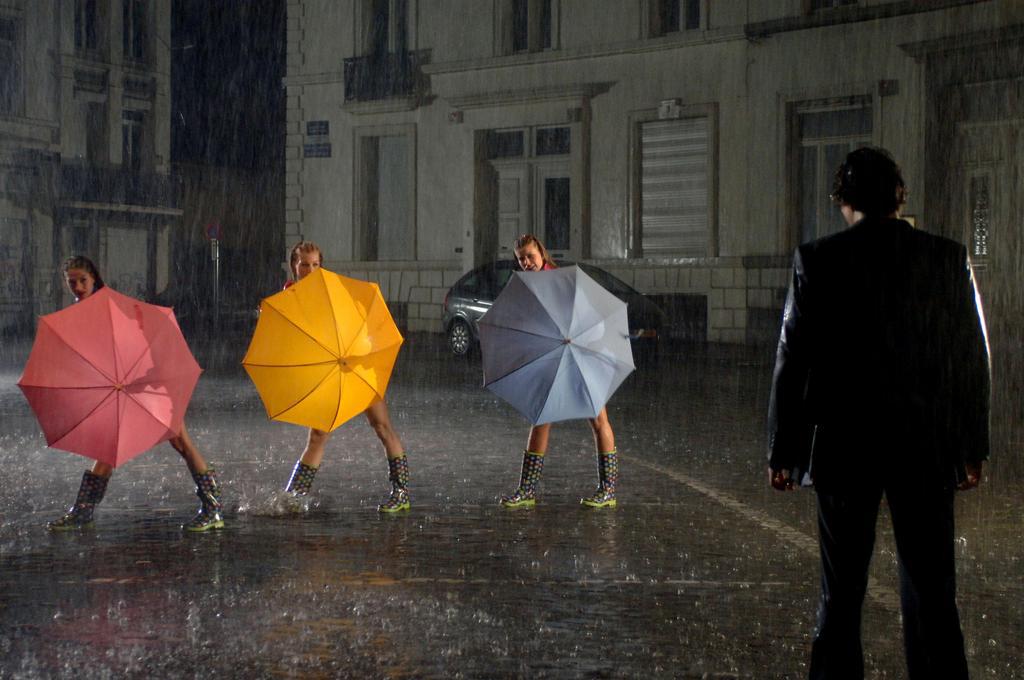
[625,455,900,612]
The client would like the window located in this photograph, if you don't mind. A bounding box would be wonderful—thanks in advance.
[75,0,98,51]
[485,125,572,256]
[535,127,570,156]
[638,117,711,257]
[485,127,570,161]
[499,0,555,55]
[0,218,29,303]
[122,109,145,173]
[793,101,871,243]
[0,16,22,116]
[357,133,415,261]
[123,0,146,61]
[86,102,107,164]
[649,0,701,37]
[543,177,570,250]
[458,263,514,299]
[362,0,408,55]
[485,129,525,159]
[70,223,95,255]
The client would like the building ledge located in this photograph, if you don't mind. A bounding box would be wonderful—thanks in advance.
[423,28,744,76]
[745,0,981,41]
[899,23,1024,60]
[327,260,462,271]
[0,117,60,147]
[446,81,615,110]
[59,201,183,217]
[283,71,343,88]
[341,96,420,115]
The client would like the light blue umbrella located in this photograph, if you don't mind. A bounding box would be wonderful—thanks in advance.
[479,265,635,425]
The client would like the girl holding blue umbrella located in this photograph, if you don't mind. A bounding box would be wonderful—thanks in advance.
[499,234,620,509]
[47,256,224,532]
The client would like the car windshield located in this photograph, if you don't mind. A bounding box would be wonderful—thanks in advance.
[494,264,514,291]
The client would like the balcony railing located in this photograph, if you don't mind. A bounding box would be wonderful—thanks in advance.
[343,50,428,103]
[60,165,181,209]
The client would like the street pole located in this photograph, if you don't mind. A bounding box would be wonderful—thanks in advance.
[211,237,220,329]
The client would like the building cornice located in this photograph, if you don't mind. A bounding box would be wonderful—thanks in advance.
[59,201,183,217]
[329,260,462,271]
[446,81,615,110]
[0,117,60,149]
[899,22,1024,61]
[422,28,744,76]
[341,96,421,115]
[283,71,344,88]
[745,0,983,41]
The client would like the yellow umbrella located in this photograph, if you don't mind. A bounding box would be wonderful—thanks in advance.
[242,268,404,432]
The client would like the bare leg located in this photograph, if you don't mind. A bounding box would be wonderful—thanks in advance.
[588,408,615,453]
[298,428,331,468]
[167,423,210,475]
[526,423,552,454]
[364,398,404,459]
[366,399,410,512]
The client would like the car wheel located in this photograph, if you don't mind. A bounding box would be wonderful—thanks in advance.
[448,319,473,356]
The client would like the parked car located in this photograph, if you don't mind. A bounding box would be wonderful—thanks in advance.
[442,259,666,358]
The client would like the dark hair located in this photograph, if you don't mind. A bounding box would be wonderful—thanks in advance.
[830,146,908,217]
[61,255,105,291]
[288,240,323,279]
[512,234,557,269]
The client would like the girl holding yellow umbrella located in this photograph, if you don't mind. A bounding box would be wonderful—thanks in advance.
[251,241,411,512]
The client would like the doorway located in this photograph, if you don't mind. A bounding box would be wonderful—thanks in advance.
[478,125,573,264]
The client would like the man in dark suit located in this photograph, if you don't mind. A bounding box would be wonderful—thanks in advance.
[767,147,990,679]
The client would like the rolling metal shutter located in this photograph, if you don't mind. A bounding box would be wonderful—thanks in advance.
[640,117,708,256]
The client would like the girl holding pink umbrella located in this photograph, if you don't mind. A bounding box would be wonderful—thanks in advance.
[45,256,224,532]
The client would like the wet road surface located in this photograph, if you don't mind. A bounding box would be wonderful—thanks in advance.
[1,336,1021,678]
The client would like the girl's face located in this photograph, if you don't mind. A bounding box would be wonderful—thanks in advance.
[65,268,96,301]
[294,250,322,281]
[515,243,544,272]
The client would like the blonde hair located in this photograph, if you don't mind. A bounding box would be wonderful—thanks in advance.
[288,240,323,279]
[512,234,556,269]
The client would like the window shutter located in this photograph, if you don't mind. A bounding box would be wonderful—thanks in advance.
[640,117,709,256]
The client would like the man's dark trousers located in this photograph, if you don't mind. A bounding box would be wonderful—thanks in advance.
[809,474,968,680]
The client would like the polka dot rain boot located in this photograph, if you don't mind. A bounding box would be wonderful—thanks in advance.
[285,461,319,496]
[500,450,545,508]
[580,449,618,508]
[48,470,109,530]
[378,453,411,513]
[183,468,225,532]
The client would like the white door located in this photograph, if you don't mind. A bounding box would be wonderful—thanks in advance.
[494,162,529,258]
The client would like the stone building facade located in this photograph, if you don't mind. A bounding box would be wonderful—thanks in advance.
[284,0,1022,345]
[0,0,177,332]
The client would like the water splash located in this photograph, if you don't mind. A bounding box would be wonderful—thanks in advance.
[237,489,322,516]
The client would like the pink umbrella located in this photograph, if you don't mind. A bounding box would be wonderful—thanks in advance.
[17,287,202,468]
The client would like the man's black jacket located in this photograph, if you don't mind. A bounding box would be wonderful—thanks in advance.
[767,217,990,491]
